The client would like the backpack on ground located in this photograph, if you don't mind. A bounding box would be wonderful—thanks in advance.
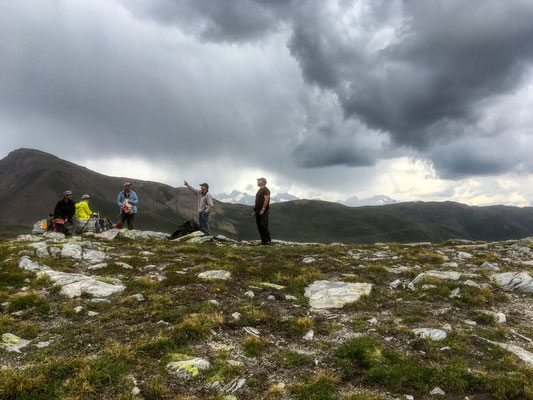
[95,217,113,233]
[49,218,68,234]
[169,220,202,240]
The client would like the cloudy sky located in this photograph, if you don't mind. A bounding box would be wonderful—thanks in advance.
[2,0,533,205]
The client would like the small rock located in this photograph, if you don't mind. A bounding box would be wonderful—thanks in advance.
[285,295,297,301]
[367,317,378,325]
[61,244,83,260]
[302,256,316,263]
[456,251,473,260]
[232,312,241,320]
[479,310,506,324]
[131,294,145,301]
[167,357,211,379]
[243,327,260,336]
[430,386,445,396]
[244,290,255,298]
[413,328,447,341]
[209,300,220,306]
[88,311,99,316]
[74,306,83,313]
[198,270,231,280]
[303,330,314,341]
[463,279,480,288]
[464,319,477,326]
[389,279,401,289]
[35,341,51,348]
[87,263,108,270]
[267,295,275,300]
[0,333,31,353]
[450,288,461,298]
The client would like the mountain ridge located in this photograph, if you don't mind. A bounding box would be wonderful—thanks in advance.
[2,148,533,243]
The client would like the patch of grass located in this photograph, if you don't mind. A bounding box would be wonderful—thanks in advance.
[205,359,244,384]
[273,349,313,369]
[0,314,38,338]
[242,335,267,357]
[144,376,170,399]
[8,290,50,314]
[339,392,386,400]
[288,372,339,400]
[172,313,223,345]
[288,317,315,336]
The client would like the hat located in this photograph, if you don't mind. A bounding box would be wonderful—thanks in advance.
[81,194,90,200]
[63,190,72,196]
[257,177,267,185]
[199,183,209,189]
[123,181,132,187]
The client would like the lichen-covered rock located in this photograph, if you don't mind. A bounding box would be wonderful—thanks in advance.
[83,249,106,263]
[167,357,211,379]
[100,229,121,240]
[198,270,231,280]
[1,333,30,353]
[409,271,462,288]
[304,280,373,309]
[491,272,533,293]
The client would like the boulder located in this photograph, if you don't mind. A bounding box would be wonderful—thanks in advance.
[43,231,66,241]
[100,229,121,240]
[174,231,205,242]
[491,272,533,293]
[83,249,106,263]
[304,280,373,309]
[409,271,462,287]
[32,219,48,235]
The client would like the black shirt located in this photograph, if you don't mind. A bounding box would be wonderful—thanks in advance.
[255,187,270,211]
[53,199,76,219]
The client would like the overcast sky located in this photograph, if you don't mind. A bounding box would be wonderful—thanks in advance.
[2,0,533,205]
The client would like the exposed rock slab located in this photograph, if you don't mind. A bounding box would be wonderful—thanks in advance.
[18,256,124,298]
[482,338,533,366]
[61,244,83,260]
[409,271,462,288]
[198,270,231,280]
[491,272,533,293]
[413,328,447,341]
[304,280,373,309]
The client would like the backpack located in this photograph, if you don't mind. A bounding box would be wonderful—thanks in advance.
[169,220,202,240]
[95,217,113,233]
[51,218,68,234]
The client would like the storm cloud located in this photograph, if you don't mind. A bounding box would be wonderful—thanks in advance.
[1,0,533,203]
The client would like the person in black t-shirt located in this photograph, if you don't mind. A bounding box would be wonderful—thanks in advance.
[253,177,271,245]
[50,190,78,235]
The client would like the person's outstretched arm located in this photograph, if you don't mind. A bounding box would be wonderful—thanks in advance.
[184,180,199,194]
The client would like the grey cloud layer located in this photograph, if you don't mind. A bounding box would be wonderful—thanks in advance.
[1,0,533,190]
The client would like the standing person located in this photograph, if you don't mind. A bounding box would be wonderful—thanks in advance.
[51,190,78,235]
[117,182,138,229]
[253,177,271,245]
[184,181,214,235]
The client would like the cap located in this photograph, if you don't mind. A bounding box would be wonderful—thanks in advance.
[63,190,72,196]
[123,181,132,187]
[257,177,267,185]
[199,183,209,189]
[81,194,90,200]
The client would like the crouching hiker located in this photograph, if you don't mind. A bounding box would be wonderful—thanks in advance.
[184,181,214,235]
[117,182,138,229]
[76,194,97,219]
[49,190,78,235]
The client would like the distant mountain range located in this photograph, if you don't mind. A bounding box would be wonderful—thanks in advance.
[215,191,397,207]
[2,148,533,244]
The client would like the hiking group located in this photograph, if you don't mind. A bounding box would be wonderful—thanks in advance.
[47,178,272,244]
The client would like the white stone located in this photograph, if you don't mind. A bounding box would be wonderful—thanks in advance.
[285,295,297,301]
[100,229,121,240]
[449,288,461,298]
[187,236,213,244]
[131,294,145,301]
[232,312,241,320]
[480,262,500,271]
[410,271,461,287]
[198,270,231,280]
[116,262,133,270]
[464,319,477,326]
[463,279,480,288]
[43,231,66,241]
[87,263,108,270]
[209,300,220,306]
[267,295,275,300]
[491,272,533,293]
[302,256,316,263]
[35,341,50,348]
[74,306,83,313]
[483,339,533,366]
[479,310,506,324]
[389,279,401,289]
[443,324,452,332]
[1,333,31,353]
[243,327,260,336]
[61,244,83,260]
[430,386,445,396]
[303,330,314,341]
[88,311,99,316]
[17,234,42,242]
[244,290,255,298]
[304,280,373,309]
[174,231,205,242]
[167,358,211,379]
[260,282,286,290]
[83,250,106,263]
[144,231,169,240]
[457,251,473,260]
[19,256,42,271]
[413,328,447,341]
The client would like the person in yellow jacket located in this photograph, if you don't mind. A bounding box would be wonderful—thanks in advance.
[75,194,97,220]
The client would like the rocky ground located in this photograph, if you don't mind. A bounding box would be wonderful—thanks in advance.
[1,229,533,400]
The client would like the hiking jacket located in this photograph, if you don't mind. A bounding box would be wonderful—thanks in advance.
[117,190,138,213]
[75,201,96,220]
[53,199,76,220]
[187,187,214,213]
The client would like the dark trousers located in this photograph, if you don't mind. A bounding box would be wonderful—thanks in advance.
[199,211,210,235]
[255,210,271,243]
[119,212,135,229]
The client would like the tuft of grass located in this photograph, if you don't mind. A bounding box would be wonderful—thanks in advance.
[288,317,315,336]
[8,290,50,314]
[172,313,223,345]
[273,349,313,369]
[242,335,267,357]
[288,372,339,400]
